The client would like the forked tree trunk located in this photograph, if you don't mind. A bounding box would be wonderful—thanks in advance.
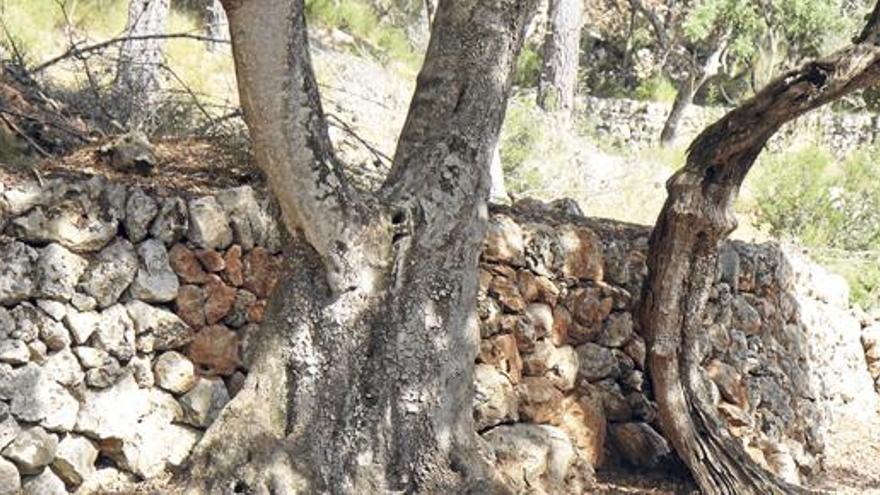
[536,0,582,120]
[659,38,727,147]
[641,5,880,494]
[113,0,170,128]
[182,0,535,493]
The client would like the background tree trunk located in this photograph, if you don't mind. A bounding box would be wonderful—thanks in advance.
[536,0,582,121]
[641,6,880,493]
[183,0,536,493]
[113,0,170,129]
[203,0,228,52]
[659,38,726,147]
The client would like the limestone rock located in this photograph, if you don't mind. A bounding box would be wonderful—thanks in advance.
[154,351,196,394]
[0,415,20,451]
[64,310,101,345]
[187,325,239,376]
[0,339,28,365]
[204,275,236,325]
[124,187,159,243]
[149,197,188,246]
[52,434,98,486]
[0,241,37,305]
[0,457,19,495]
[482,423,576,494]
[38,315,70,352]
[576,343,617,382]
[21,467,66,495]
[516,376,563,423]
[9,202,117,253]
[9,303,40,342]
[129,239,179,303]
[195,249,225,272]
[126,301,193,352]
[556,395,606,467]
[35,243,87,301]
[85,357,123,389]
[522,341,579,391]
[188,196,233,250]
[483,215,524,264]
[128,355,155,388]
[73,346,110,369]
[176,284,207,329]
[473,364,518,431]
[610,422,670,467]
[36,300,66,321]
[597,312,633,348]
[3,364,79,431]
[477,334,522,384]
[42,348,85,387]
[1,425,57,474]
[242,247,281,298]
[78,239,138,308]
[93,305,136,362]
[168,244,208,284]
[178,377,230,427]
[556,225,603,281]
[223,289,257,329]
[214,186,280,251]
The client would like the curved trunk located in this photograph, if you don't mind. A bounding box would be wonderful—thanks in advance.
[536,0,582,120]
[642,15,880,494]
[659,39,726,147]
[183,0,536,493]
[114,0,170,129]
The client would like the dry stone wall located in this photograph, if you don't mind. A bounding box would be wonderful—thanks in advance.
[0,176,283,494]
[474,199,876,493]
[584,96,880,153]
[0,175,875,494]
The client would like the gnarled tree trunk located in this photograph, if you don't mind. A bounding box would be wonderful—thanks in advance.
[113,0,170,128]
[536,0,582,120]
[641,4,880,494]
[182,0,535,493]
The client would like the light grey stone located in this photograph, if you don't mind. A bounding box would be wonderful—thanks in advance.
[27,341,47,364]
[43,348,85,387]
[149,196,188,246]
[0,241,37,305]
[36,300,66,321]
[85,356,123,389]
[35,243,88,301]
[64,309,100,345]
[9,303,40,342]
[9,203,117,253]
[0,339,28,365]
[4,364,79,431]
[124,187,159,243]
[21,467,66,495]
[38,314,70,351]
[70,293,97,312]
[128,354,154,388]
[179,377,229,427]
[473,364,518,431]
[1,425,58,474]
[78,239,138,308]
[215,186,280,251]
[51,434,98,486]
[188,196,232,250]
[0,415,20,451]
[576,343,618,382]
[482,424,575,493]
[126,301,193,352]
[0,456,19,495]
[73,346,110,369]
[129,239,179,303]
[0,309,12,339]
[93,305,136,362]
[597,312,634,348]
[154,351,195,394]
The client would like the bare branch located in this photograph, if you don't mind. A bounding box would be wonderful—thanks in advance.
[31,33,229,74]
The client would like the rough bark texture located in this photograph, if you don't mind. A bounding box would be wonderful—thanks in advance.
[659,39,726,147]
[536,0,582,119]
[113,0,170,128]
[641,7,880,494]
[183,0,536,493]
[204,0,229,52]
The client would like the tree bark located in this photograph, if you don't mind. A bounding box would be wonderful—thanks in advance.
[182,0,536,493]
[536,0,582,121]
[659,37,727,147]
[641,4,880,494]
[204,0,229,52]
[113,0,170,129]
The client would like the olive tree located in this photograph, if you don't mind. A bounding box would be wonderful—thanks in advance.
[180,0,535,492]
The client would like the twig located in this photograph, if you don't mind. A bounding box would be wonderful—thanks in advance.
[325,113,392,165]
[0,106,92,143]
[32,33,230,74]
[0,113,52,158]
[159,62,214,125]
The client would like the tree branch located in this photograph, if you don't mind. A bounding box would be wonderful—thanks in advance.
[31,33,229,74]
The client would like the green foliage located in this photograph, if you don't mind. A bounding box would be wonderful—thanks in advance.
[513,42,542,88]
[305,0,420,68]
[633,76,678,103]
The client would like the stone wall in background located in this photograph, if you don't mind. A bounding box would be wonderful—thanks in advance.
[583,96,880,153]
[0,177,283,494]
[474,199,877,493]
[0,176,876,494]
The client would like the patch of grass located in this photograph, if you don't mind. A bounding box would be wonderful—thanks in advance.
[305,0,420,68]
[633,75,678,103]
[513,42,542,88]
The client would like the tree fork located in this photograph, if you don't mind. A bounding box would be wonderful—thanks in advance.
[641,4,880,494]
